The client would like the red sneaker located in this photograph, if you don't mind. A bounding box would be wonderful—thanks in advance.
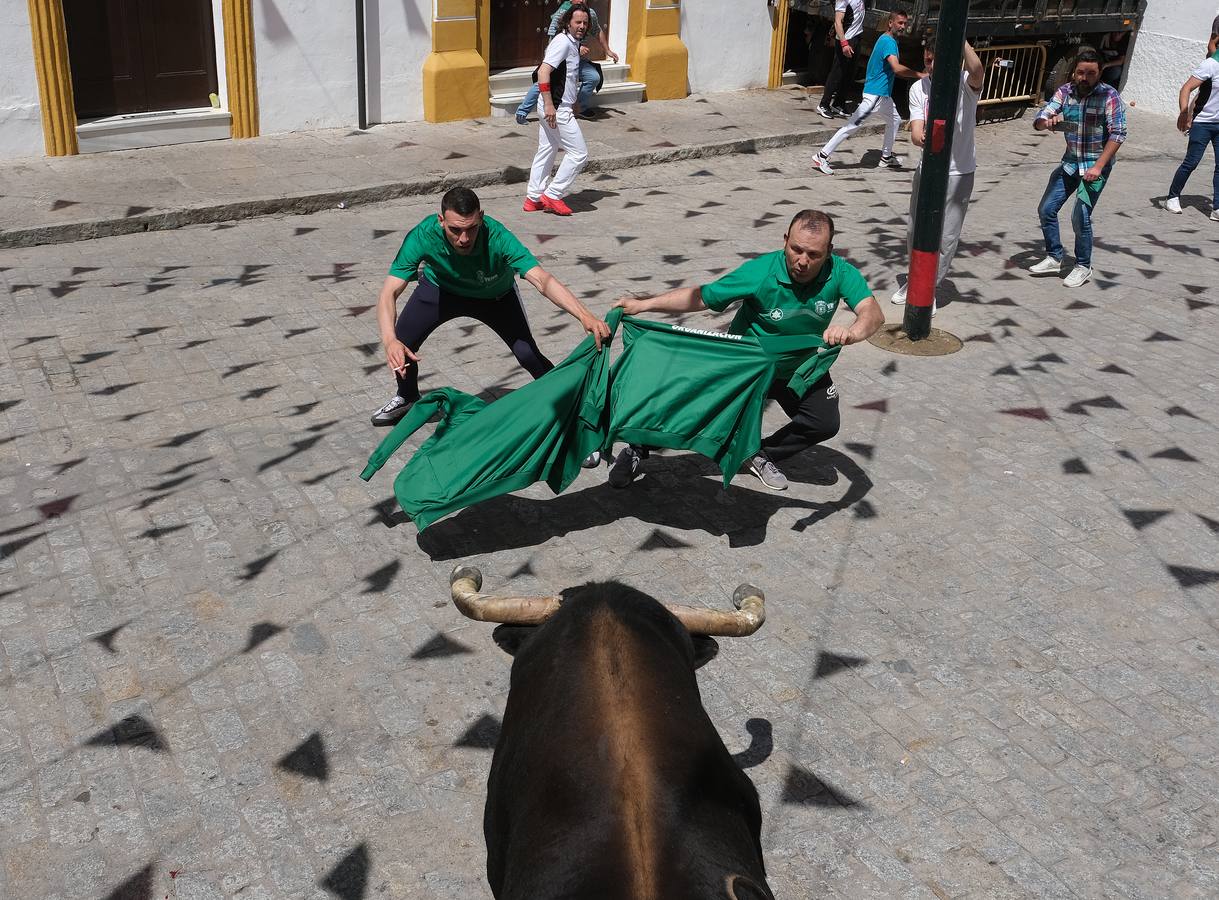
[541,195,573,216]
[523,197,544,212]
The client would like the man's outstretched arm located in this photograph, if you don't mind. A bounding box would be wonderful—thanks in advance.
[523,266,610,348]
[613,286,707,315]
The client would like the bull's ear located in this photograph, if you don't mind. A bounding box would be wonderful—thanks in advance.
[492,625,535,657]
[692,636,720,669]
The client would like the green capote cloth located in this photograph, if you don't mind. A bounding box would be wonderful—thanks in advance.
[361,310,843,529]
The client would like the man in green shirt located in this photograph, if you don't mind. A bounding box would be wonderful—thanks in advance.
[612,209,884,490]
[372,186,609,426]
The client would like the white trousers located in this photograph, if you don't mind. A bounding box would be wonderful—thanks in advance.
[527,106,588,201]
[907,168,975,287]
[821,93,902,158]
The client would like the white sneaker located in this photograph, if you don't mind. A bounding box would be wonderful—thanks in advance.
[1063,265,1093,288]
[891,283,907,305]
[1166,196,1182,214]
[877,153,904,168]
[1028,256,1063,276]
[812,153,834,175]
[1211,209,1219,221]
[580,450,601,469]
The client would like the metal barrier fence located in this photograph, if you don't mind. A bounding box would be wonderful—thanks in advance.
[975,43,1048,107]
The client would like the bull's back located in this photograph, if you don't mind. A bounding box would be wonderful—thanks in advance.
[485,589,770,899]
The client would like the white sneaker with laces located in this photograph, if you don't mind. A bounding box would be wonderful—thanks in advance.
[1063,265,1093,288]
[1211,209,1219,221]
[1166,196,1182,214]
[812,153,834,175]
[891,283,907,305]
[878,153,904,168]
[1028,256,1063,276]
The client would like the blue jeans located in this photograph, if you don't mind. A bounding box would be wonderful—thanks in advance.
[1169,120,1219,205]
[1038,164,1110,268]
[516,60,598,117]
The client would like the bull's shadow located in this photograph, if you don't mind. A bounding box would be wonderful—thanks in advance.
[416,446,871,559]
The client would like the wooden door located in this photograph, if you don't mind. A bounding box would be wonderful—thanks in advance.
[64,0,219,119]
[489,1,614,71]
[490,0,550,71]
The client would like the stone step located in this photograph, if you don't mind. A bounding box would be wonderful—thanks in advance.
[490,79,647,117]
[489,61,636,95]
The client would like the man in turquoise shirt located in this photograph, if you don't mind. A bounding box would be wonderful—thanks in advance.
[813,8,923,175]
[611,210,884,491]
[372,186,609,426]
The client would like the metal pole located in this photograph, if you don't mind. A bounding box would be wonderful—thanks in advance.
[356,0,368,130]
[902,0,970,341]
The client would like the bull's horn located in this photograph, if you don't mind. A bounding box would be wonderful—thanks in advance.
[449,565,564,625]
[665,584,765,637]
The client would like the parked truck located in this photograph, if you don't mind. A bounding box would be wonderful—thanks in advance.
[791,0,1146,111]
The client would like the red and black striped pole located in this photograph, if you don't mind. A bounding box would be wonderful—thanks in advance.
[903,0,971,341]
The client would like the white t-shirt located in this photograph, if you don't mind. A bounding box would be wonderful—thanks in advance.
[542,32,581,108]
[908,70,980,176]
[1193,58,1219,124]
[835,0,865,42]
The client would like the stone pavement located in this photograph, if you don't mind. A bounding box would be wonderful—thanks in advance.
[0,87,880,250]
[1,108,1218,900]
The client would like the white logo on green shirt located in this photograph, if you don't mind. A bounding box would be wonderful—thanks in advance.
[767,309,784,321]
[814,300,836,316]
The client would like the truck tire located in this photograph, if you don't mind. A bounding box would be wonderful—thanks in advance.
[1043,49,1074,101]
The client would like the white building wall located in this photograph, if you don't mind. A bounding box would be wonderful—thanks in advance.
[1124,0,1219,117]
[681,2,774,93]
[252,0,431,134]
[0,3,45,160]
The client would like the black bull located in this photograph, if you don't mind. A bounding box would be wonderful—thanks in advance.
[452,571,776,900]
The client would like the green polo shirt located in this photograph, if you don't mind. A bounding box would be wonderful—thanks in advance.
[700,251,873,381]
[388,214,540,299]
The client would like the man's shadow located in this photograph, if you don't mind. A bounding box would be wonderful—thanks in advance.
[565,189,619,213]
[415,446,873,559]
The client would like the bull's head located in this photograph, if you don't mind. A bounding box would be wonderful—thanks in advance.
[448,565,765,638]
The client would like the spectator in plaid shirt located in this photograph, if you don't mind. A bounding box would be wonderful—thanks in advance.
[1027,48,1128,288]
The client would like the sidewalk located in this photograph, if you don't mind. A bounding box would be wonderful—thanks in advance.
[0,87,878,249]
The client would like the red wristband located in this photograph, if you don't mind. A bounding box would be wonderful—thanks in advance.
[539,82,551,91]
[840,40,850,47]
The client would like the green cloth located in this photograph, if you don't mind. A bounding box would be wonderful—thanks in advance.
[700,251,871,381]
[360,310,618,530]
[606,319,776,485]
[361,311,844,528]
[387,214,539,299]
[1076,172,1106,207]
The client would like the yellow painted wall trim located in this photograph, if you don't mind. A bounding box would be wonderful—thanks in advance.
[222,0,259,138]
[423,5,488,123]
[767,0,790,89]
[27,0,78,156]
[627,0,688,101]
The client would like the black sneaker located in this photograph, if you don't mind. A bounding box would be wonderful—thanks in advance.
[817,106,835,119]
[608,446,643,489]
[829,104,847,117]
[371,395,412,427]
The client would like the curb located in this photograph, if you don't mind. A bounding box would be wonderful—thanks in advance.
[0,123,882,249]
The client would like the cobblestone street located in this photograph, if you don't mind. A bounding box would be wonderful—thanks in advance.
[2,113,1218,899]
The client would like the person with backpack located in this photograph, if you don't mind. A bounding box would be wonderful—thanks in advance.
[515,1,618,124]
[523,3,594,217]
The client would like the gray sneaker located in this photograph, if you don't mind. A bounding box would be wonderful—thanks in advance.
[371,394,412,427]
[749,453,789,491]
[581,450,602,469]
